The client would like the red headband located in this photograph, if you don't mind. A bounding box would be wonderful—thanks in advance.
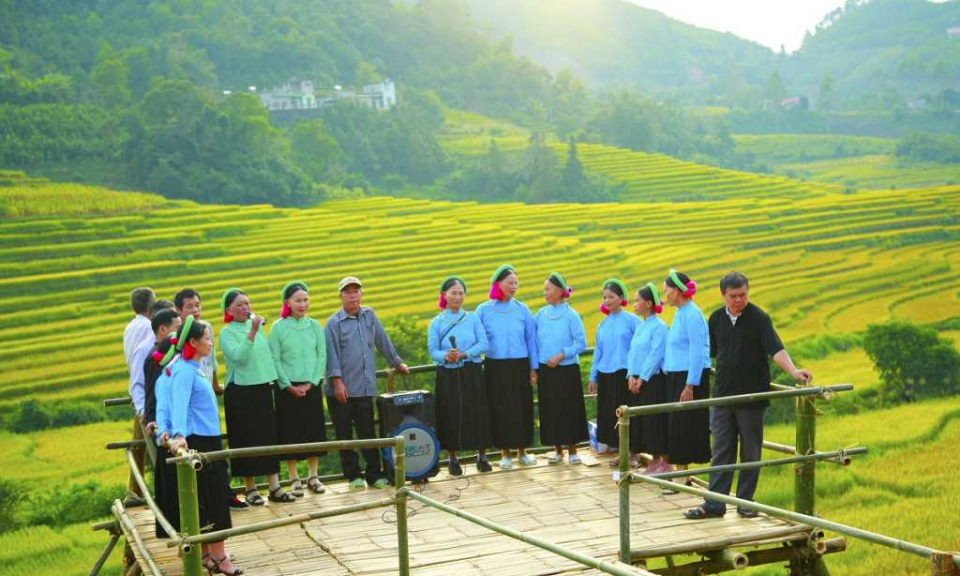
[489,283,506,301]
[280,303,292,318]
[223,312,234,324]
[182,342,197,361]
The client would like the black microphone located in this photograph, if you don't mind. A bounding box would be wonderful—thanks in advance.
[449,336,457,349]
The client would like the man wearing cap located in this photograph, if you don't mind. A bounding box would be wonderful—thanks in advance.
[325,276,410,489]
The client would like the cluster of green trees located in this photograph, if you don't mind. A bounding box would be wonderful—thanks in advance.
[896,132,960,164]
[0,0,772,205]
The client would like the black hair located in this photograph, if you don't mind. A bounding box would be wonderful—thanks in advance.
[183,318,210,345]
[665,271,692,291]
[283,282,308,300]
[720,271,749,293]
[151,308,180,334]
[495,267,516,283]
[174,288,200,310]
[149,299,175,317]
[548,274,564,290]
[223,289,244,310]
[154,333,177,365]
[441,278,464,293]
[603,281,624,298]
[130,287,155,315]
[638,286,655,303]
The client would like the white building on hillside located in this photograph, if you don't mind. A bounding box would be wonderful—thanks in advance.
[257,78,397,112]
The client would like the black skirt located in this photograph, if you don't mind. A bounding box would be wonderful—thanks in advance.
[436,363,493,452]
[639,372,670,456]
[224,382,280,477]
[596,369,636,449]
[537,364,588,447]
[189,434,233,536]
[666,370,712,465]
[153,442,180,539]
[273,383,328,461]
[484,358,534,449]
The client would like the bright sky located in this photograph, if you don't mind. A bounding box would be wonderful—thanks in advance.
[626,0,848,51]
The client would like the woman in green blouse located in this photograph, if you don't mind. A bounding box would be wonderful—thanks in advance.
[220,288,294,506]
[268,282,328,496]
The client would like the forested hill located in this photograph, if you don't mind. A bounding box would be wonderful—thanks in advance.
[0,0,600,205]
[783,0,960,107]
[459,0,960,109]
[460,0,775,100]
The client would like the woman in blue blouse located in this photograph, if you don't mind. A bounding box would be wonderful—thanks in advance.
[162,316,241,575]
[428,276,493,476]
[588,279,642,468]
[475,264,539,471]
[663,269,712,480]
[534,272,587,464]
[535,272,588,464]
[627,283,670,474]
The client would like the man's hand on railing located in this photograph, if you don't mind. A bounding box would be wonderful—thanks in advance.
[792,369,813,383]
[168,435,188,453]
[587,380,596,395]
[395,363,411,375]
[680,385,695,402]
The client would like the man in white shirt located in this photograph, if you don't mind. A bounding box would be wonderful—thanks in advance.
[123,287,155,497]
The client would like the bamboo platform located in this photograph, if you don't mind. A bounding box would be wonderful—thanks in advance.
[119,453,814,576]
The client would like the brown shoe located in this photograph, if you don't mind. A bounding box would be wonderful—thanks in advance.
[607,457,621,468]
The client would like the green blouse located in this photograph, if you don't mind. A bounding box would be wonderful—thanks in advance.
[268,315,326,389]
[219,320,278,386]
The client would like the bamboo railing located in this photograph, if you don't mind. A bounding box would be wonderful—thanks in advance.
[97,360,960,576]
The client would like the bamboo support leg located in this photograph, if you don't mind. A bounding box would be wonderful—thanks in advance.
[617,405,630,563]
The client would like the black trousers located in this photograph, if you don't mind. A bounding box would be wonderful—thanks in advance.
[326,396,384,485]
[703,405,766,514]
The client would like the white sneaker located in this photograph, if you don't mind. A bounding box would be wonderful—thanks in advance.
[519,454,537,466]
[547,452,563,464]
[568,454,582,465]
[499,457,514,470]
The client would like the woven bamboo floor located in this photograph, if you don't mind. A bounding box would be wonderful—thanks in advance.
[120,453,811,576]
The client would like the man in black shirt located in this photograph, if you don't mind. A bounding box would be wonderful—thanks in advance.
[685,272,811,519]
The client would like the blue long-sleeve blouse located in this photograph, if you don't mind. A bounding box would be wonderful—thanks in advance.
[590,310,641,381]
[534,303,587,366]
[627,315,668,381]
[663,301,712,385]
[166,358,221,438]
[475,299,539,369]
[428,310,489,368]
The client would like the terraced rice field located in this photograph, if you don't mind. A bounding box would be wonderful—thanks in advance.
[1,181,959,414]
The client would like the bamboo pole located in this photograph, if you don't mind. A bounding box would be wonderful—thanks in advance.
[404,490,647,576]
[793,384,827,576]
[617,405,631,563]
[174,448,203,576]
[624,384,853,417]
[631,448,867,482]
[111,500,164,576]
[86,532,120,576]
[630,474,960,569]
[394,435,410,576]
[705,548,748,570]
[124,449,179,541]
[630,525,813,560]
[652,538,846,576]
[165,437,399,465]
[762,441,859,466]
[106,439,146,450]
[167,497,399,548]
[91,520,120,532]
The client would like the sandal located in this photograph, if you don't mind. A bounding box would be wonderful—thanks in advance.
[244,489,264,506]
[607,457,620,468]
[202,553,217,571]
[289,479,304,498]
[629,454,642,468]
[209,554,243,575]
[268,487,295,503]
[306,476,326,494]
[683,506,724,520]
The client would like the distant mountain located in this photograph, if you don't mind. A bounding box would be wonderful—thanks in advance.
[460,0,775,102]
[783,0,960,107]
[458,0,960,109]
